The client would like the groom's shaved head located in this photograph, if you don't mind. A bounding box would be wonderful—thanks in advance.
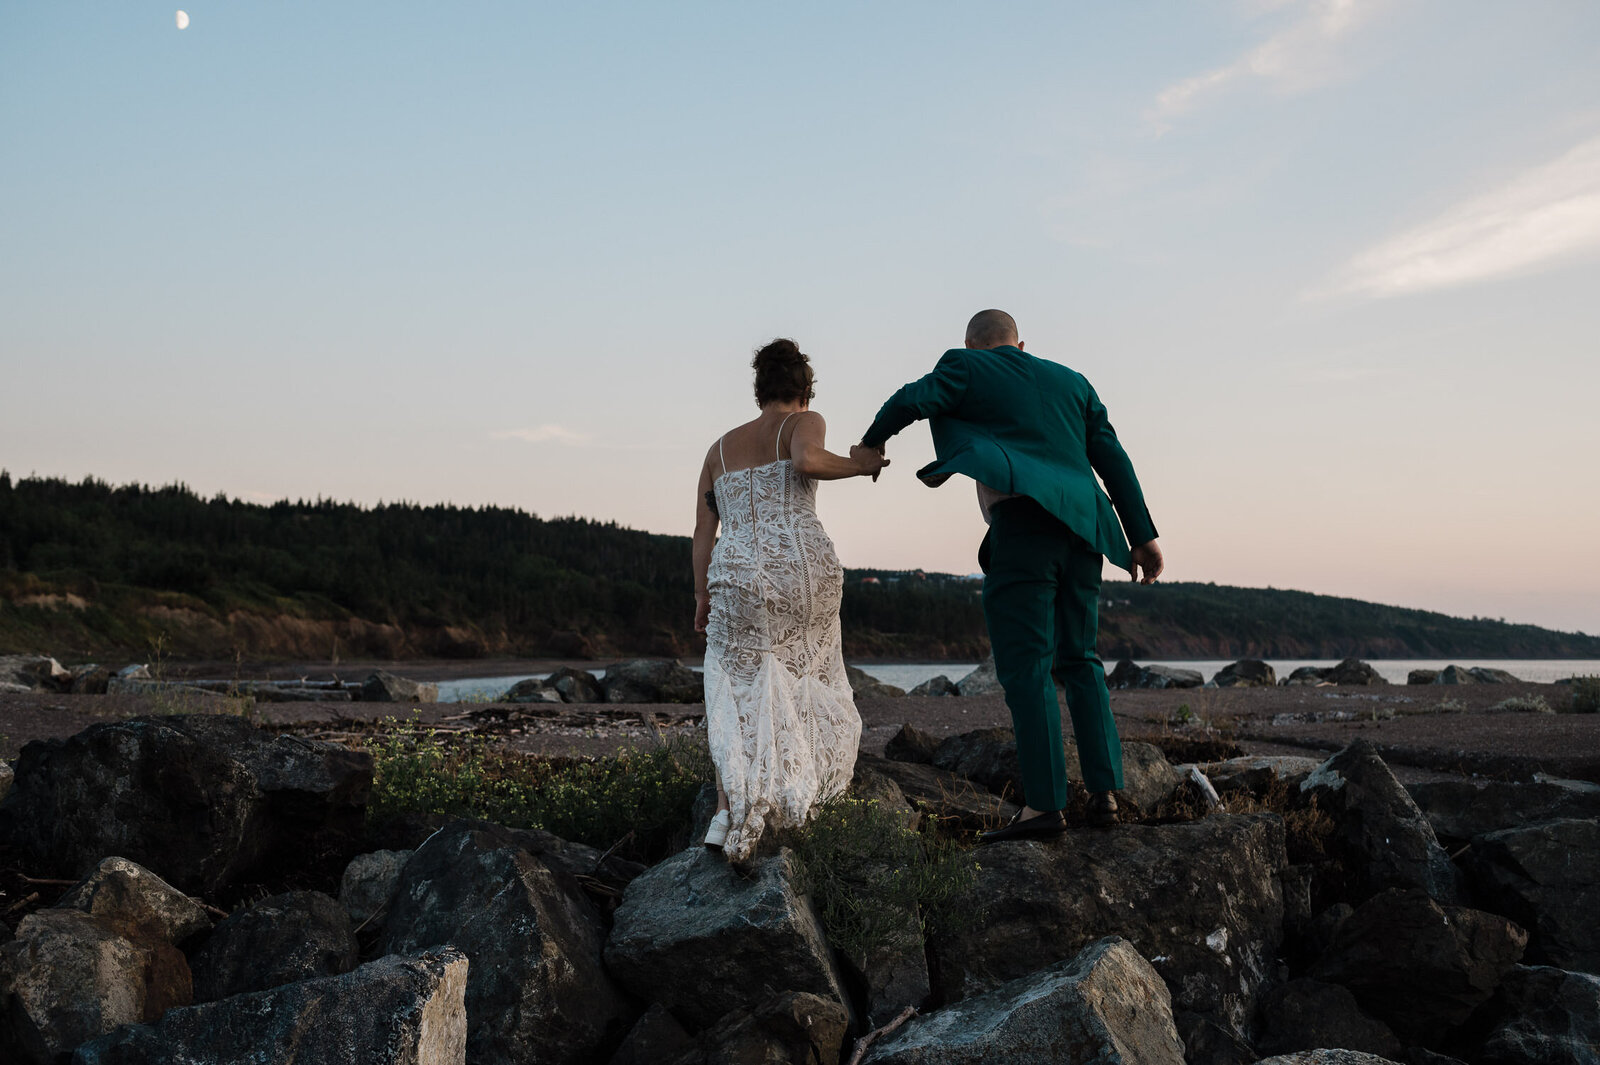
[965,309,1018,349]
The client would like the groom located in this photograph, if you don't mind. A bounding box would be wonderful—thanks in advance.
[860,310,1163,843]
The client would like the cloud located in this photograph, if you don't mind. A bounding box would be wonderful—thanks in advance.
[1147,0,1381,130]
[1327,136,1600,298]
[491,425,592,446]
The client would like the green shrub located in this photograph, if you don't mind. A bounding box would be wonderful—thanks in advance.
[1490,695,1553,714]
[1568,676,1600,714]
[790,794,982,962]
[368,718,711,861]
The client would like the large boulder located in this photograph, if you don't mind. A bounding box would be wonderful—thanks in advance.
[0,655,70,693]
[883,723,939,765]
[69,665,113,695]
[863,937,1185,1065]
[361,670,439,703]
[931,728,1182,817]
[190,890,358,1003]
[1310,888,1527,1045]
[1433,665,1477,685]
[1213,660,1276,688]
[699,991,851,1065]
[0,909,192,1064]
[380,820,629,1065]
[1471,667,1522,684]
[1324,659,1388,686]
[0,714,372,896]
[954,657,1002,697]
[908,675,959,697]
[859,755,1019,833]
[1407,778,1600,844]
[502,678,563,704]
[1408,669,1440,685]
[848,665,906,699]
[605,846,850,1029]
[607,1003,698,1065]
[71,948,469,1065]
[603,659,702,703]
[931,814,1288,1044]
[1467,818,1600,972]
[339,848,413,930]
[1283,666,1331,687]
[1252,1054,1405,1065]
[1254,979,1401,1059]
[1110,660,1203,689]
[55,857,210,945]
[547,667,604,704]
[1481,965,1600,1065]
[1298,740,1463,904]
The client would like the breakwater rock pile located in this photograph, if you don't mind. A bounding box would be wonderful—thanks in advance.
[0,713,1596,1064]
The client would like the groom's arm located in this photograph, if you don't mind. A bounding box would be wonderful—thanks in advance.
[1085,385,1158,549]
[861,350,970,449]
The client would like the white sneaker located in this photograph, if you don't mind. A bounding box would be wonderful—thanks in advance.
[704,810,731,850]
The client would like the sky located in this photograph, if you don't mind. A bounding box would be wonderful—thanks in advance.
[3,1,1599,633]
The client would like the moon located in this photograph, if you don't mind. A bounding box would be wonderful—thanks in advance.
[175,10,189,29]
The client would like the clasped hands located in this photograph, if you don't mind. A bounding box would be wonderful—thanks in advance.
[850,443,889,481]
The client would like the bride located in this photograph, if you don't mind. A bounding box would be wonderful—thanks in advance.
[692,338,887,862]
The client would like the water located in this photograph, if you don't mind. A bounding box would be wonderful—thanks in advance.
[435,658,1600,702]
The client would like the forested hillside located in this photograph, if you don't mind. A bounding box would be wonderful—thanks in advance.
[2,473,1595,662]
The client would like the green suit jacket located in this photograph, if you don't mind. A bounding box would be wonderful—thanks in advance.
[862,345,1157,572]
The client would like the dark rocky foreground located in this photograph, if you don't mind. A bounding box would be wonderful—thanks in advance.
[0,707,1596,1064]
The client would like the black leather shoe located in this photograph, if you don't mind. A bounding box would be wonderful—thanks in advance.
[980,808,1067,844]
[1088,791,1119,828]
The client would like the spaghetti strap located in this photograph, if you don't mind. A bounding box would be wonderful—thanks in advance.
[775,413,798,461]
[717,435,727,476]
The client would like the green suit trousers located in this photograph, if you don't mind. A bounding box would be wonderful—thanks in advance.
[981,497,1125,809]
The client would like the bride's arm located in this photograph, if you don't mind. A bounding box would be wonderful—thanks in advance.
[692,447,718,632]
[791,412,889,481]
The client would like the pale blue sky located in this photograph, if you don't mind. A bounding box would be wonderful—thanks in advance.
[4,2,1599,632]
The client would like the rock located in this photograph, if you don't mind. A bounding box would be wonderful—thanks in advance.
[340,848,413,929]
[1471,667,1521,684]
[1433,665,1477,685]
[116,664,151,680]
[1406,778,1600,844]
[361,670,439,703]
[1467,818,1600,972]
[954,656,1002,697]
[849,933,932,1031]
[547,666,604,704]
[1298,740,1463,903]
[859,754,1019,834]
[69,665,113,695]
[1120,741,1185,815]
[1324,659,1388,686]
[605,846,850,1028]
[1110,660,1204,690]
[1283,666,1331,687]
[381,820,628,1065]
[701,991,851,1065]
[603,658,702,703]
[863,936,1185,1065]
[1311,888,1527,1044]
[908,675,959,697]
[0,908,191,1064]
[190,890,358,1003]
[848,665,906,699]
[0,655,70,693]
[932,727,1031,800]
[1213,660,1276,688]
[1200,756,1324,798]
[1255,979,1402,1059]
[1,714,372,896]
[849,761,922,832]
[55,857,210,945]
[1252,1054,1405,1065]
[502,678,563,703]
[931,814,1288,1044]
[71,948,468,1065]
[1481,965,1600,1065]
[0,761,12,803]
[1408,669,1440,685]
[883,723,939,765]
[607,1003,698,1065]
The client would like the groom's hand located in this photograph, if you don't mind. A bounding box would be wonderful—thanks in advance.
[851,443,889,481]
[1130,540,1164,585]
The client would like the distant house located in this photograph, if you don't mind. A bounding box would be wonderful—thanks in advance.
[860,576,881,585]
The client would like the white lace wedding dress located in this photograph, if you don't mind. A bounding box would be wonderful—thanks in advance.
[704,424,862,862]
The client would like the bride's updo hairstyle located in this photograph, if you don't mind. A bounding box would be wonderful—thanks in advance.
[752,338,815,407]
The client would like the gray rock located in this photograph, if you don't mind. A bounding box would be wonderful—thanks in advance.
[69,665,113,695]
[607,1003,697,1065]
[860,754,1019,834]
[361,670,439,703]
[883,723,940,765]
[547,667,604,704]
[71,948,468,1065]
[381,821,628,1065]
[848,665,906,699]
[1471,667,1522,684]
[1,714,373,895]
[954,656,1002,697]
[1255,979,1402,1059]
[1468,818,1600,972]
[1252,1054,1404,1065]
[1311,888,1527,1044]
[1324,659,1388,686]
[0,909,191,1064]
[0,655,70,693]
[931,728,1181,816]
[605,846,850,1028]
[849,761,922,832]
[1407,778,1600,844]
[603,658,702,703]
[502,678,562,703]
[1283,666,1331,687]
[1120,741,1185,816]
[1408,669,1440,685]
[190,891,358,1003]
[908,675,959,697]
[1481,965,1600,1065]
[0,761,11,803]
[701,991,850,1065]
[339,848,413,930]
[863,936,1185,1065]
[1200,756,1324,798]
[116,664,151,680]
[1299,739,1463,903]
[931,814,1288,1044]
[1213,660,1277,688]
[1433,665,1477,685]
[55,857,211,945]
[1109,660,1204,690]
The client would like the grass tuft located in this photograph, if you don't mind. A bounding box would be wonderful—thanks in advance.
[1567,676,1600,714]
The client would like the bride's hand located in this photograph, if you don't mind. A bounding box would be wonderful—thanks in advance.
[694,593,712,633]
[850,444,890,481]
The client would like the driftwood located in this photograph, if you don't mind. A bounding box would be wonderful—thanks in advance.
[846,1005,917,1065]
